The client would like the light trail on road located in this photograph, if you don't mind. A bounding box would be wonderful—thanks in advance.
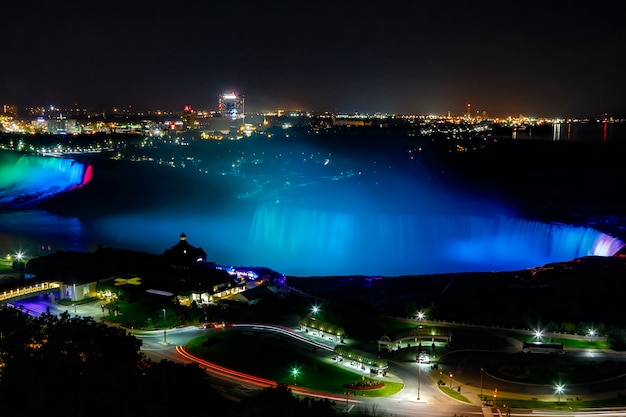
[175,345,361,404]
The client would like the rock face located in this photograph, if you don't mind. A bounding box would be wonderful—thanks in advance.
[288,254,626,330]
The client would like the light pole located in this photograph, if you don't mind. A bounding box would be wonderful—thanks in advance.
[449,372,453,390]
[588,328,596,341]
[311,304,319,316]
[417,361,421,400]
[555,384,564,406]
[162,308,167,344]
[480,367,484,402]
[292,367,299,385]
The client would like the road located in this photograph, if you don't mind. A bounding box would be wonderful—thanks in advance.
[10,298,626,417]
[131,324,626,417]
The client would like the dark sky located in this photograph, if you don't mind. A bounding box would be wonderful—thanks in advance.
[1,0,625,117]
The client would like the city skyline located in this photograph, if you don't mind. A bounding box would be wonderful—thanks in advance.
[1,1,625,118]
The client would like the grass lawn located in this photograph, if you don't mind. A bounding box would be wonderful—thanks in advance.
[485,395,626,410]
[97,291,203,329]
[438,386,471,403]
[490,352,626,384]
[512,333,609,350]
[185,328,404,396]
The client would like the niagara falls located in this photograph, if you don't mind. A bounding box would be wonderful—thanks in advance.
[1,132,622,278]
[0,151,92,209]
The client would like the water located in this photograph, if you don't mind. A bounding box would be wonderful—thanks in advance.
[1,130,624,277]
[510,121,626,142]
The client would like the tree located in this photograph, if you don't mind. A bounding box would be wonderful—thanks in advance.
[237,383,336,417]
[0,306,235,416]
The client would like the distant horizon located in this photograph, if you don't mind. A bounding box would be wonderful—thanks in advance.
[3,1,625,120]
[3,101,625,121]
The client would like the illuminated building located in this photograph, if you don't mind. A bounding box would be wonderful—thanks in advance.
[218,91,244,120]
[2,104,18,117]
[162,232,207,264]
[182,105,196,129]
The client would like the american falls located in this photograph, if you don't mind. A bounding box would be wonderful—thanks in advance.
[0,152,92,208]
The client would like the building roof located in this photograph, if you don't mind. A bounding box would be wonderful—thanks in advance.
[162,232,207,264]
[334,345,388,369]
[299,317,345,336]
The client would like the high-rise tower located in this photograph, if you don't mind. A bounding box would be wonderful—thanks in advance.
[182,105,195,129]
[218,91,244,120]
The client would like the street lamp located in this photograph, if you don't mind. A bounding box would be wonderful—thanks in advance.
[162,308,167,344]
[534,329,543,340]
[555,384,564,405]
[416,361,422,400]
[311,305,319,316]
[416,311,425,321]
[480,367,484,402]
[448,372,453,390]
[292,367,299,385]
[588,328,596,341]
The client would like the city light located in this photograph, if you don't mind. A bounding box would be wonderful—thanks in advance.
[588,328,596,339]
[555,384,564,405]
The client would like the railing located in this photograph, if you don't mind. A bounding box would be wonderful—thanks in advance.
[0,281,61,303]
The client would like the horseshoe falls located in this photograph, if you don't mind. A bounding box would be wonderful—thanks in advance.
[1,143,624,278]
[248,204,625,276]
[0,152,93,208]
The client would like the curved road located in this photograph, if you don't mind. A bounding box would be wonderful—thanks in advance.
[11,299,626,417]
[133,323,626,417]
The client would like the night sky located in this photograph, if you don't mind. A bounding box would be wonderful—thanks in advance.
[1,0,625,117]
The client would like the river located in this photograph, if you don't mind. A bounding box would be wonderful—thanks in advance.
[1,126,625,277]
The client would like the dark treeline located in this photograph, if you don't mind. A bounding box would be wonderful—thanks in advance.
[0,306,340,417]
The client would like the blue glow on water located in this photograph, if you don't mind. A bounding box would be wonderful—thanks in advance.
[0,145,624,277]
[0,210,85,255]
[84,202,625,277]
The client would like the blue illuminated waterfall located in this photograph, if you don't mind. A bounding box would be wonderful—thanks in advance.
[248,204,624,276]
[1,144,624,277]
[0,153,92,208]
